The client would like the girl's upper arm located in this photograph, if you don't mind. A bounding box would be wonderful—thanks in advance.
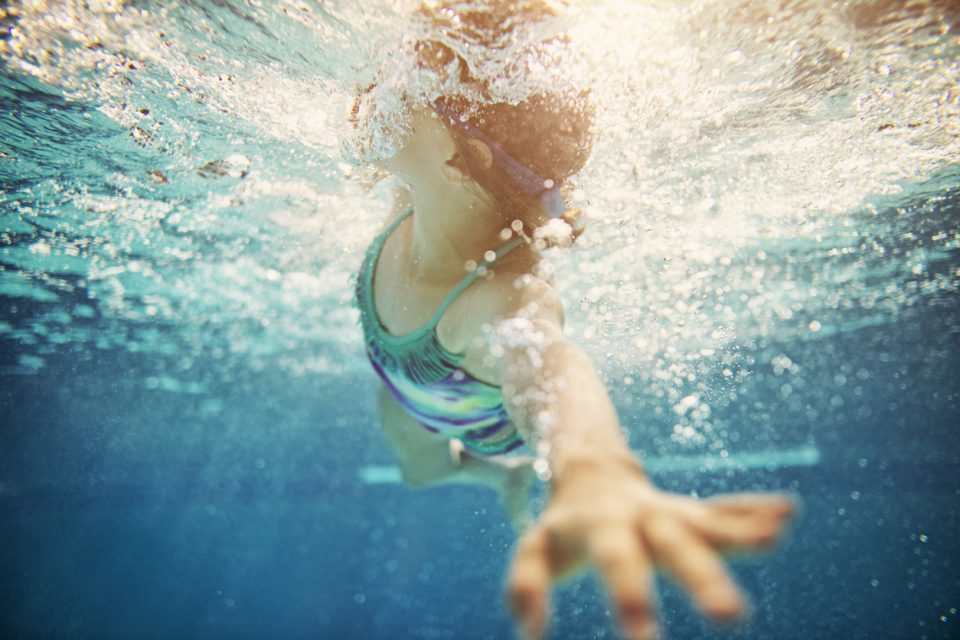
[445,269,565,377]
[492,273,566,344]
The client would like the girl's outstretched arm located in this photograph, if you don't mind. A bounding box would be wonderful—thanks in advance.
[497,278,795,640]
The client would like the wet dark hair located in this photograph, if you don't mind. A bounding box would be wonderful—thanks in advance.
[415,1,594,234]
[436,93,593,228]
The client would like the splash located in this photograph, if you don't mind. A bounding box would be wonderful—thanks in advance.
[340,0,587,164]
[1,1,958,455]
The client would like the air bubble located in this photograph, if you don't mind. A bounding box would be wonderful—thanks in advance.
[533,458,551,481]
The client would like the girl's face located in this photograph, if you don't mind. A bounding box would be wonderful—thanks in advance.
[375,109,463,194]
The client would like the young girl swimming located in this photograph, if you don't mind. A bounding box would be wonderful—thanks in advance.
[349,3,795,639]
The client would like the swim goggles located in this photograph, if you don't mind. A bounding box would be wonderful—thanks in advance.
[432,99,567,219]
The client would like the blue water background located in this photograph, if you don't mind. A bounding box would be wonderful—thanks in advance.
[2,2,960,638]
[2,267,958,640]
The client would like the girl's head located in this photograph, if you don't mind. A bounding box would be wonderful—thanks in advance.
[432,91,593,236]
[413,7,593,239]
[348,0,593,238]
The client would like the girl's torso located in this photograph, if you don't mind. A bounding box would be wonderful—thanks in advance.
[371,207,534,386]
[356,206,532,455]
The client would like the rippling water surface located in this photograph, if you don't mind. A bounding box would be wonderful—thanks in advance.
[1,2,958,639]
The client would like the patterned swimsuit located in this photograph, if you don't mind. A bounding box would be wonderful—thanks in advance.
[356,207,524,455]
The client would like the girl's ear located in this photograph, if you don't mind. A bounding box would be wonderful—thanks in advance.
[441,151,469,184]
[439,139,493,184]
[464,138,493,171]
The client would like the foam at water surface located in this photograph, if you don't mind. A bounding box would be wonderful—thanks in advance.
[1,0,958,447]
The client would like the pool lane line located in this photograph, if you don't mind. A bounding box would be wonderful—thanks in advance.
[357,444,821,484]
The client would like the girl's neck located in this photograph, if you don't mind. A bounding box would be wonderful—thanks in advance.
[405,186,508,284]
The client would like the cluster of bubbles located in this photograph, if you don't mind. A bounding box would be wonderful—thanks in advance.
[1,1,958,454]
[341,0,586,164]
[1,0,403,377]
[550,0,958,452]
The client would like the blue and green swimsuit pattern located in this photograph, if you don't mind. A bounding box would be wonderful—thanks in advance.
[356,207,525,455]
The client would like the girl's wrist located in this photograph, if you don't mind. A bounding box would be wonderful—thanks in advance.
[549,443,647,490]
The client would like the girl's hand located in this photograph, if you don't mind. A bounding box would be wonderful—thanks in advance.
[497,456,538,534]
[506,452,795,640]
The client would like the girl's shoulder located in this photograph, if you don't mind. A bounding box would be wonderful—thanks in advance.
[376,187,414,232]
[436,266,565,380]
[449,263,565,340]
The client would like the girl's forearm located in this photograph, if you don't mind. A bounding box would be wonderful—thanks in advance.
[503,332,639,477]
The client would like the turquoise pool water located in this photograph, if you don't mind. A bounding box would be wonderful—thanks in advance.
[1,2,958,638]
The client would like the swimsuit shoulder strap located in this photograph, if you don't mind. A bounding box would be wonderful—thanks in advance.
[357,206,413,324]
[359,205,414,307]
[370,206,414,259]
[425,232,526,329]
[360,205,526,335]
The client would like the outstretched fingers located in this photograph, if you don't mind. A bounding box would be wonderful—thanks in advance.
[644,516,745,622]
[589,528,658,640]
[691,494,796,551]
[508,527,553,640]
[705,493,796,523]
